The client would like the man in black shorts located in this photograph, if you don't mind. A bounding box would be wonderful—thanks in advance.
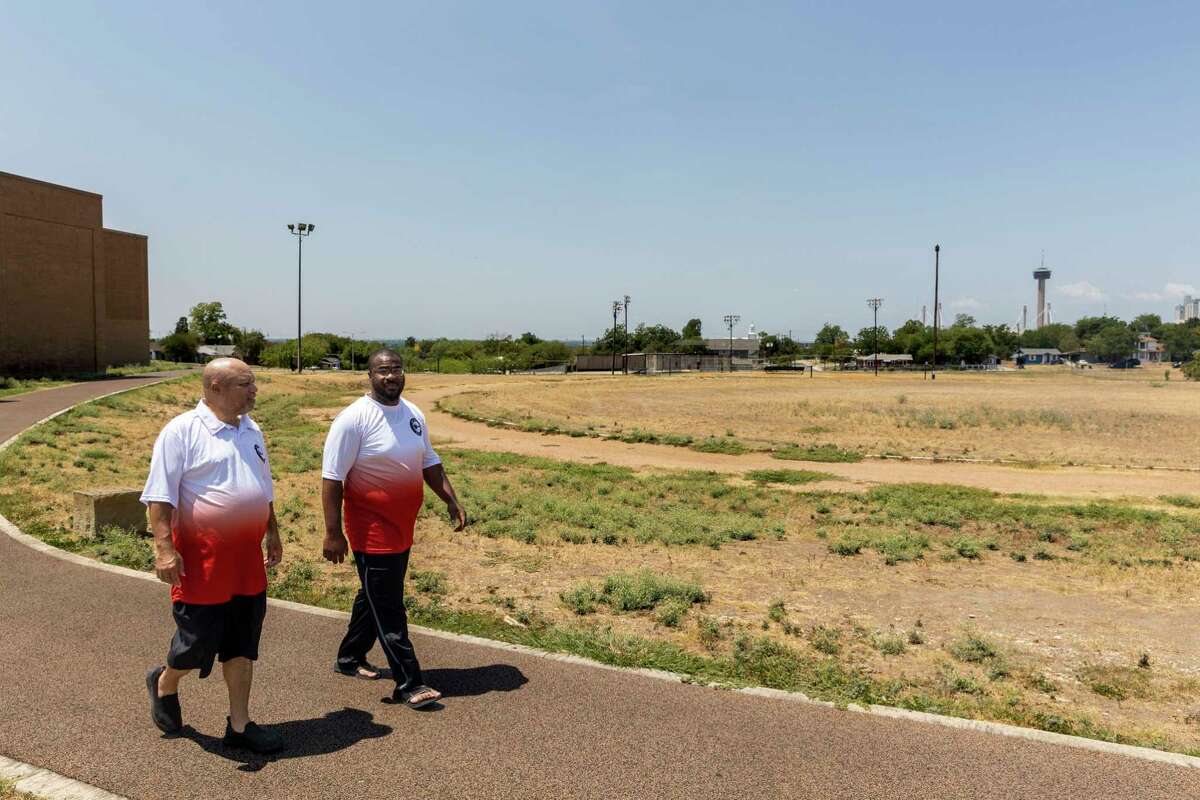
[140,358,284,753]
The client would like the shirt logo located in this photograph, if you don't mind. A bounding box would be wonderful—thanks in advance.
[254,443,267,463]
[409,417,423,436]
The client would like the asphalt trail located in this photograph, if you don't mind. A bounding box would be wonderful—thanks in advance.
[1,377,1197,798]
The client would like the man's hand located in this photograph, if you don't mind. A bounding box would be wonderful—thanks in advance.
[154,546,185,587]
[447,500,467,532]
[264,530,283,569]
[323,532,349,564]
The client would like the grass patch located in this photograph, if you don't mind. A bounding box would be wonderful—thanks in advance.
[600,570,708,612]
[745,468,834,485]
[772,443,863,463]
[691,437,750,455]
[411,569,449,595]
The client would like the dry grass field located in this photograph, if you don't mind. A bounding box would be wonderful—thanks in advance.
[2,370,1200,754]
[442,367,1200,469]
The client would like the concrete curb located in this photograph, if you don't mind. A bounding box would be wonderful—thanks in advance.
[0,755,129,800]
[1,375,1198,799]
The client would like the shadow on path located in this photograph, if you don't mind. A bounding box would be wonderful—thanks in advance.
[175,706,391,772]
[423,663,528,698]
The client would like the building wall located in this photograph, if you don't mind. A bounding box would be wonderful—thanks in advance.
[0,172,148,373]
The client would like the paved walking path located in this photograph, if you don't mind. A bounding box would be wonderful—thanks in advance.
[1,378,1198,799]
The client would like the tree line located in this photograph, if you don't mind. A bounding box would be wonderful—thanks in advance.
[158,301,1200,372]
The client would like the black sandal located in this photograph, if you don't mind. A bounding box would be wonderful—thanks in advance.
[396,685,441,709]
[333,661,391,681]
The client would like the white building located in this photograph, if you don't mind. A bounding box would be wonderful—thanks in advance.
[1136,335,1164,365]
[1175,295,1200,323]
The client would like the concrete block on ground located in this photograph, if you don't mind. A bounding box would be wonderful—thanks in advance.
[72,488,145,538]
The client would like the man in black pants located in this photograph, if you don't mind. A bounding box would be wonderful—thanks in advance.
[320,349,466,708]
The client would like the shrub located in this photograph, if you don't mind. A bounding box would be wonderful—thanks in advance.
[601,570,708,612]
[411,569,448,595]
[949,632,999,663]
[560,583,601,615]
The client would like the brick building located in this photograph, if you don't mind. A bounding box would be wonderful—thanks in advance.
[0,172,148,373]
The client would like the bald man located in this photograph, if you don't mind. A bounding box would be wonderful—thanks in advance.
[141,358,284,753]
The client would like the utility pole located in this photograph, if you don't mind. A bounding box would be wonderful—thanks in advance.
[723,314,740,373]
[611,300,621,375]
[932,244,940,381]
[623,295,631,374]
[867,298,883,376]
[287,222,315,372]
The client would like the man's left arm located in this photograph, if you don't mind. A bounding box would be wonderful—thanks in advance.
[422,464,466,531]
[264,503,283,568]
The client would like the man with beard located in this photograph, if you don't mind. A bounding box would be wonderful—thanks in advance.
[142,358,284,752]
[320,348,466,708]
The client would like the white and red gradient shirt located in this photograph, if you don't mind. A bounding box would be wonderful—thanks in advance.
[321,395,441,555]
[140,401,274,605]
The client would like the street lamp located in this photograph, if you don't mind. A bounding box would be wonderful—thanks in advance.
[611,300,622,375]
[623,295,631,375]
[867,298,883,376]
[287,222,315,372]
[723,314,740,373]
[932,244,940,381]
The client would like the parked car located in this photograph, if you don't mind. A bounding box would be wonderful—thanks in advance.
[1108,357,1141,369]
[1172,361,1183,369]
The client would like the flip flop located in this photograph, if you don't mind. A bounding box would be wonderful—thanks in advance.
[333,661,391,681]
[396,685,441,709]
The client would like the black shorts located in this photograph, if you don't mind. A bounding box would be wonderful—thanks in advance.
[167,592,267,679]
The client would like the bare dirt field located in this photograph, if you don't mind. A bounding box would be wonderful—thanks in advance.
[3,370,1199,753]
[441,367,1200,470]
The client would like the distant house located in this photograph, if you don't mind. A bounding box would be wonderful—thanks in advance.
[196,344,238,362]
[317,356,342,370]
[1136,335,1163,365]
[855,353,913,369]
[1014,347,1062,365]
[149,340,165,361]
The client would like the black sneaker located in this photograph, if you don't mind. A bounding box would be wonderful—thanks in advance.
[223,718,285,754]
[146,666,182,734]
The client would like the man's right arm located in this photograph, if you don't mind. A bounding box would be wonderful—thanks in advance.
[321,478,349,564]
[148,501,183,586]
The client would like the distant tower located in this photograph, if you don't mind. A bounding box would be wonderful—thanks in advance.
[921,305,927,325]
[746,322,758,339]
[1033,256,1051,329]
[1022,305,1028,333]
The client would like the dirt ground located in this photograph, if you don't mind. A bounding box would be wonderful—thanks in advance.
[9,370,1200,750]
[439,367,1200,471]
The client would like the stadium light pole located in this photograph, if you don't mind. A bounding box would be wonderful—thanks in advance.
[867,298,883,376]
[611,300,621,375]
[287,222,314,372]
[723,314,740,373]
[623,294,631,375]
[932,244,940,381]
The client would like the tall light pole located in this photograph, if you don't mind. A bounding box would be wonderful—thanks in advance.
[723,314,740,373]
[932,244,940,381]
[611,300,621,375]
[622,295,631,374]
[867,298,883,376]
[287,222,314,372]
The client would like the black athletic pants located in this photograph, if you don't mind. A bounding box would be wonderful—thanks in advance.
[336,550,423,693]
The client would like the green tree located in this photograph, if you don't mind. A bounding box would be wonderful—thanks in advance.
[982,324,1019,358]
[631,324,681,353]
[681,318,702,339]
[1161,322,1200,361]
[233,329,267,365]
[1129,313,1164,337]
[1074,315,1123,347]
[1089,323,1137,362]
[188,302,236,344]
[951,314,977,328]
[1020,323,1073,350]
[591,326,630,354]
[852,326,892,355]
[518,331,542,345]
[159,331,199,363]
[949,328,994,363]
[173,316,190,335]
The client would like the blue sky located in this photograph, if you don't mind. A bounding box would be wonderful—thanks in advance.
[3,1,1198,340]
